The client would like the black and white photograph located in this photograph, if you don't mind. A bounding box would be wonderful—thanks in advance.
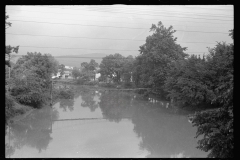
[5,5,233,158]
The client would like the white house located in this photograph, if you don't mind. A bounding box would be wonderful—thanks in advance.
[65,66,73,70]
[95,73,101,79]
[62,70,73,79]
[52,72,61,79]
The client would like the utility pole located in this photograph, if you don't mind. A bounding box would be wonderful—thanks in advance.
[50,79,53,107]
[8,125,10,158]
[8,54,11,92]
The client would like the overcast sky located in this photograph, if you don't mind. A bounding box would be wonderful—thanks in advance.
[6,5,233,58]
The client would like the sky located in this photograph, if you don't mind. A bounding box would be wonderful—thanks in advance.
[6,5,233,58]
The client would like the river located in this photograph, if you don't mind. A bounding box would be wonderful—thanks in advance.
[5,87,208,158]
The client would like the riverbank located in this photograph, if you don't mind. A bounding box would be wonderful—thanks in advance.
[6,102,35,125]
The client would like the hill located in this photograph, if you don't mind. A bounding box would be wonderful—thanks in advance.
[10,53,108,68]
[55,53,108,67]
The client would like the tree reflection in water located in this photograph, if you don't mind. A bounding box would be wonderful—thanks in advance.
[131,100,201,158]
[80,90,98,112]
[97,90,201,157]
[98,90,136,123]
[59,99,74,112]
[5,106,59,157]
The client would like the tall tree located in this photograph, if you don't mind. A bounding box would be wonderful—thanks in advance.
[134,21,188,93]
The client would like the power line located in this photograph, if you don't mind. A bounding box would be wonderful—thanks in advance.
[12,45,207,54]
[6,32,218,44]
[17,45,137,51]
[6,8,233,24]
[87,5,233,12]
[184,6,233,11]
[8,15,233,29]
[6,32,144,41]
[38,5,233,20]
[9,19,149,29]
[78,7,233,22]
[8,20,230,34]
[39,5,234,18]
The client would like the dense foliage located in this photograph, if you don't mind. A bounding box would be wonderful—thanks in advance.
[99,53,125,83]
[58,64,65,77]
[76,59,99,84]
[72,67,81,79]
[9,52,59,107]
[5,13,20,123]
[99,22,234,157]
[132,21,188,93]
[164,55,216,106]
[190,31,233,158]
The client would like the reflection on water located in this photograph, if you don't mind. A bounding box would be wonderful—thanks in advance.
[81,90,98,112]
[59,99,74,112]
[6,87,208,158]
[5,106,59,158]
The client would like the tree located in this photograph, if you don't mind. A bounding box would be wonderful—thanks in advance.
[87,59,99,81]
[10,52,59,107]
[121,55,134,87]
[59,64,65,77]
[99,53,126,83]
[5,13,20,122]
[164,55,215,106]
[80,59,99,81]
[72,67,80,79]
[88,59,99,71]
[81,62,88,69]
[5,13,19,67]
[134,21,187,94]
[191,30,233,158]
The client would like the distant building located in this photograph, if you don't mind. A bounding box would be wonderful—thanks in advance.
[62,70,73,79]
[51,72,61,79]
[95,73,101,79]
[65,66,73,70]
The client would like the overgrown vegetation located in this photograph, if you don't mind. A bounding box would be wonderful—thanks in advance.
[5,13,60,123]
[96,21,233,158]
[9,52,59,108]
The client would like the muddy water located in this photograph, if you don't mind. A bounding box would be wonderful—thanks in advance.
[5,88,208,158]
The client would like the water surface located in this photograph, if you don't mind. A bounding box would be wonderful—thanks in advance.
[5,88,208,158]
